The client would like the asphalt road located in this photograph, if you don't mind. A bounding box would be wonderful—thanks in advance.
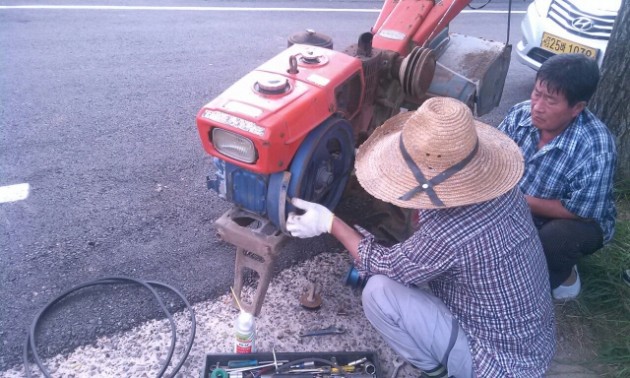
[0,0,534,371]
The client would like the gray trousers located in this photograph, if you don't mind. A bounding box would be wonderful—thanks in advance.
[362,275,474,378]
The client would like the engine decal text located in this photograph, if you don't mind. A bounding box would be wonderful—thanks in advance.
[202,110,265,136]
[379,29,406,40]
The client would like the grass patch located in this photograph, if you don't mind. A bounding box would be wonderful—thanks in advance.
[573,183,630,377]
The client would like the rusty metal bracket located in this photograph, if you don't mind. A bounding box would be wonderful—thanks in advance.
[215,207,289,316]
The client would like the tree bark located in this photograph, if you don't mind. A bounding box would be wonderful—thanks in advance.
[590,0,630,183]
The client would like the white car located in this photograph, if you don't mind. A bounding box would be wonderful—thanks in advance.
[516,0,621,70]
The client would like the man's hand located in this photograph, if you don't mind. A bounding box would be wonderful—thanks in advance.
[286,198,334,238]
[525,195,580,220]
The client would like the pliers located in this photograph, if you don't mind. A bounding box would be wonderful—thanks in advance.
[299,325,346,338]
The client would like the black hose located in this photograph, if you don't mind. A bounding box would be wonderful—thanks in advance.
[467,0,513,46]
[467,0,492,10]
[23,277,196,378]
[507,0,513,44]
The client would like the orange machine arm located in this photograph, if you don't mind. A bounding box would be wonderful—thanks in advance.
[372,0,471,55]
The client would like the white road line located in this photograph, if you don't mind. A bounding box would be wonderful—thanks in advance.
[0,183,30,203]
[0,5,525,14]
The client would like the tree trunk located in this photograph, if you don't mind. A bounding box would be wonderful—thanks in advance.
[590,0,630,183]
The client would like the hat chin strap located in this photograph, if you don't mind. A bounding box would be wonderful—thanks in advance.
[398,136,479,207]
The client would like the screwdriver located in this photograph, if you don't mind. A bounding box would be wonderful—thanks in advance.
[227,360,290,369]
[227,360,258,368]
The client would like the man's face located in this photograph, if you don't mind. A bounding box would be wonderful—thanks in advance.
[530,80,585,134]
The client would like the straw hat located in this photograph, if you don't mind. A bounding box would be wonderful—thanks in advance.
[355,97,524,209]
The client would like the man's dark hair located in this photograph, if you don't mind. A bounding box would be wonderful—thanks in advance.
[536,54,600,106]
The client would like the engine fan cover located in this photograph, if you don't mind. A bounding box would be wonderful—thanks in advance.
[267,117,354,232]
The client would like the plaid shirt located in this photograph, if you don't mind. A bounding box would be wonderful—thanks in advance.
[497,101,617,243]
[357,188,556,377]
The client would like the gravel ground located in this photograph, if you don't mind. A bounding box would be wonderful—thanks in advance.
[1,252,601,378]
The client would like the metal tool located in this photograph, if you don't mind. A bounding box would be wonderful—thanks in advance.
[298,325,345,337]
[228,360,258,368]
[272,347,280,371]
[227,359,289,369]
[225,362,279,373]
[285,365,357,375]
[347,357,368,366]
[390,356,405,378]
[364,362,376,375]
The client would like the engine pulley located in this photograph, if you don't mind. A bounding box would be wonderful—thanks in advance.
[398,46,436,99]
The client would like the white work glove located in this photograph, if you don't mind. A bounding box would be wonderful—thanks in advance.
[286,198,334,238]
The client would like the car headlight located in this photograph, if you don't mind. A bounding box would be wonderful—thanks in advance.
[212,128,258,164]
[533,0,553,16]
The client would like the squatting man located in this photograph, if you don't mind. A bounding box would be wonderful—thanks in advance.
[286,97,556,377]
[498,53,616,300]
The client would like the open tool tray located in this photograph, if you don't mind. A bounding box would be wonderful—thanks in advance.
[203,351,382,378]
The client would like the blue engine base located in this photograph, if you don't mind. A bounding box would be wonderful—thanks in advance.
[208,116,355,232]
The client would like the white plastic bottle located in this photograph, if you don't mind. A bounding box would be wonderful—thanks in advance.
[234,311,256,353]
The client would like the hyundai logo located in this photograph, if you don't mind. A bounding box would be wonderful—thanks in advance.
[572,17,594,32]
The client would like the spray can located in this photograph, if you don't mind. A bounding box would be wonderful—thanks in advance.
[234,311,256,354]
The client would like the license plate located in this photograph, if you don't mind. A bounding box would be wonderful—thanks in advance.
[541,32,598,59]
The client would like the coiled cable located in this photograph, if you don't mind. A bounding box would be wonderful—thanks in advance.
[23,277,196,378]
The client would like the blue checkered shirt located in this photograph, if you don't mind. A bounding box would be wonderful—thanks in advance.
[357,188,556,377]
[497,101,617,243]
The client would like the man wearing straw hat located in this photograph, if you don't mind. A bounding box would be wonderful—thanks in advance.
[286,97,556,377]
[498,54,617,301]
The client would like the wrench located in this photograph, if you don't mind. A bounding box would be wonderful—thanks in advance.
[390,356,405,378]
[299,325,345,337]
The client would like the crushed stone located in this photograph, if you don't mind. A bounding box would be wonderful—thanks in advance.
[1,251,600,377]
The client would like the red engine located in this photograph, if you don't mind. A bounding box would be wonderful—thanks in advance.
[197,44,364,175]
[196,0,512,232]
